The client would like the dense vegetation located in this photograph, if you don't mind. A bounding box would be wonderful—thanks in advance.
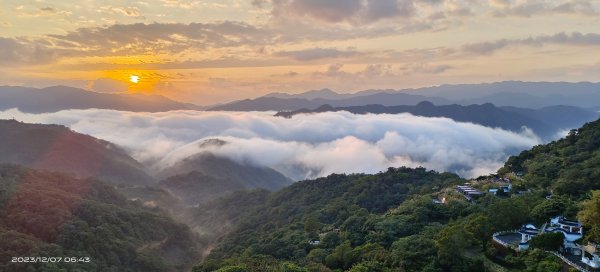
[0,164,202,272]
[190,118,600,271]
[193,175,573,271]
[3,117,600,271]
[500,117,600,197]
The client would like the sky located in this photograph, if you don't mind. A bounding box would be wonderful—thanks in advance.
[1,0,600,105]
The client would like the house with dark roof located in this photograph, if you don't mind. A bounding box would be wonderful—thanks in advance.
[456,184,484,201]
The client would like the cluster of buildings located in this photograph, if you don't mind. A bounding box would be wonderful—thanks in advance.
[494,216,600,270]
[453,177,514,201]
[456,184,484,201]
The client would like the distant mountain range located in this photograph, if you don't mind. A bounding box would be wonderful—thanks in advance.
[408,81,600,105]
[213,81,600,111]
[209,92,451,111]
[0,119,153,185]
[274,102,600,139]
[0,85,203,113]
[2,81,599,113]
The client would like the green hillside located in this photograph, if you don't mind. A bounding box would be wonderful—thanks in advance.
[0,119,153,186]
[192,118,600,272]
[501,117,600,197]
[0,164,202,272]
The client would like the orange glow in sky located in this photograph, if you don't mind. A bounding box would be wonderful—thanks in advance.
[0,1,599,105]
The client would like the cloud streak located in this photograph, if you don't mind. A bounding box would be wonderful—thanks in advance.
[463,32,600,55]
[273,48,359,61]
[0,109,541,180]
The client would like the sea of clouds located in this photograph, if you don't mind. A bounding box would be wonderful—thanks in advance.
[0,109,542,179]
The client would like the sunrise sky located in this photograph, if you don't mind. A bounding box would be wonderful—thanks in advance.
[1,0,600,105]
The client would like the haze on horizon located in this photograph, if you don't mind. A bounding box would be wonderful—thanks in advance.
[1,0,600,105]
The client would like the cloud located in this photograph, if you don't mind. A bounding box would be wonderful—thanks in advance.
[271,0,418,24]
[0,109,541,179]
[463,32,600,55]
[490,0,598,17]
[0,22,278,65]
[87,78,129,93]
[553,1,598,16]
[99,6,144,18]
[288,0,364,23]
[0,37,58,65]
[400,63,453,74]
[273,47,359,61]
[364,0,415,21]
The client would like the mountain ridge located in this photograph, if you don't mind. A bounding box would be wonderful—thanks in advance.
[157,152,294,205]
[209,92,451,111]
[224,81,600,110]
[0,85,204,113]
[274,102,599,139]
[0,119,154,185]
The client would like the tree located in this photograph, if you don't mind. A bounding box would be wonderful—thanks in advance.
[578,190,600,242]
[351,243,387,263]
[529,233,564,251]
[325,241,355,270]
[304,215,321,233]
[348,261,385,272]
[436,224,474,270]
[522,249,561,272]
[391,235,437,271]
[280,262,307,272]
[307,248,328,263]
[487,198,529,231]
[530,197,567,224]
[465,214,493,250]
[216,265,247,272]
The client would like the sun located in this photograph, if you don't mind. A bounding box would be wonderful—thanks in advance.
[130,75,139,83]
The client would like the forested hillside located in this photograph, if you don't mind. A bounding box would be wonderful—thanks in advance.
[0,164,202,272]
[501,117,600,197]
[0,120,152,185]
[191,118,600,272]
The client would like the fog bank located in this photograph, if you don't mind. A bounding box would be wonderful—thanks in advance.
[0,109,541,179]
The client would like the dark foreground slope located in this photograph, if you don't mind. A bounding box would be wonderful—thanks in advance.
[194,167,480,271]
[0,119,152,185]
[0,164,202,272]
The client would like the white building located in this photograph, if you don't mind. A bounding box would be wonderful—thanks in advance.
[581,243,600,269]
[515,216,584,254]
[308,240,320,246]
[546,216,583,255]
[517,224,539,251]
